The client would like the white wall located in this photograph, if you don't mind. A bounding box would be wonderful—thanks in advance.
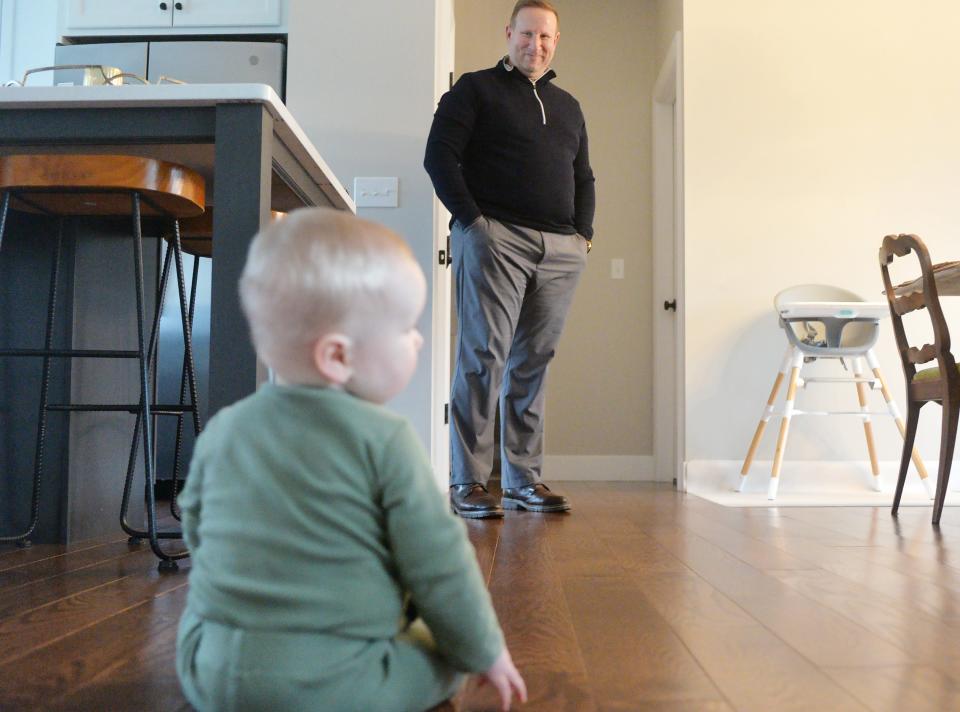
[0,0,57,85]
[683,0,960,466]
[286,0,442,448]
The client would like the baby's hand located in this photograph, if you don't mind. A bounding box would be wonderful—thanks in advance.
[478,648,527,711]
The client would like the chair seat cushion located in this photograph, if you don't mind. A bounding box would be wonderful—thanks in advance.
[913,363,960,383]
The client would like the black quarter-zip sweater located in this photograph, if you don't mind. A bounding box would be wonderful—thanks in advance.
[424,59,596,239]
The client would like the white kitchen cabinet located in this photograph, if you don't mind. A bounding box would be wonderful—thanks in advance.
[64,0,173,30]
[61,0,285,36]
[171,0,281,28]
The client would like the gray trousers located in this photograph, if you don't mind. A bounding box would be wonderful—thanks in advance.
[450,216,587,489]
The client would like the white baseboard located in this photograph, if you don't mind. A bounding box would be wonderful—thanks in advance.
[686,459,960,507]
[542,455,655,481]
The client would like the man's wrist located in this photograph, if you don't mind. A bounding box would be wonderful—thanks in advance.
[458,211,482,229]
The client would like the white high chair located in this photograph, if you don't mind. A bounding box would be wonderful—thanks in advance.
[738,284,933,500]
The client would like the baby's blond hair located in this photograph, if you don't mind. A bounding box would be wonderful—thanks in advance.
[239,208,414,384]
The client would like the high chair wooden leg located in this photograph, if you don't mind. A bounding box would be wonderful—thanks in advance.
[739,347,793,491]
[853,357,881,490]
[867,352,933,498]
[770,349,803,500]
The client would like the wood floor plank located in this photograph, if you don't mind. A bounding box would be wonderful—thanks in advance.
[717,505,874,546]
[462,518,501,586]
[641,524,912,668]
[0,532,128,572]
[0,584,188,711]
[599,529,690,575]
[618,702,734,712]
[542,506,626,580]
[768,567,960,678]
[465,513,597,711]
[0,540,145,594]
[656,506,821,572]
[723,518,960,622]
[0,564,189,666]
[563,577,728,708]
[634,572,869,712]
[779,507,945,550]
[823,665,960,712]
[0,546,157,621]
[48,606,186,712]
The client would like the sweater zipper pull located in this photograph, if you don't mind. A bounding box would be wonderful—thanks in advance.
[531,80,546,125]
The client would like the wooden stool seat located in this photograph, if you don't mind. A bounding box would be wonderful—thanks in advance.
[0,154,205,218]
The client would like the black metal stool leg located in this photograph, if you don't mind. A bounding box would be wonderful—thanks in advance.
[119,243,173,544]
[171,219,203,441]
[170,250,201,521]
[0,191,9,252]
[0,212,63,546]
[130,193,187,571]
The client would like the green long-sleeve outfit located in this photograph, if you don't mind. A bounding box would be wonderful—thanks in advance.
[175,383,504,712]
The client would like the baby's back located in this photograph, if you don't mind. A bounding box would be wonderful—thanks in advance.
[181,383,413,639]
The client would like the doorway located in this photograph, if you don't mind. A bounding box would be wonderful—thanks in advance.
[652,32,686,490]
[430,0,455,491]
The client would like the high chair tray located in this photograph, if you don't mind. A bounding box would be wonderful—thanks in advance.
[778,301,890,320]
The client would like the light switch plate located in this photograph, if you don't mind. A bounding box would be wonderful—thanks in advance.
[611,258,625,279]
[353,177,399,207]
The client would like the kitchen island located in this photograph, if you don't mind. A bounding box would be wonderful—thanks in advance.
[0,83,353,412]
[0,84,352,542]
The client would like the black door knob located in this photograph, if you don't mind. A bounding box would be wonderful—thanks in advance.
[174,1,183,9]
[664,299,677,312]
[159,2,168,9]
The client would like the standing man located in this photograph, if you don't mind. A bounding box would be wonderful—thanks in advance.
[424,0,595,519]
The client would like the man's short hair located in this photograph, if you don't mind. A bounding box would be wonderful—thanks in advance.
[239,207,413,384]
[509,0,559,27]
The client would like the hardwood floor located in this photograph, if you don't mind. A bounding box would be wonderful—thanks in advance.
[4,482,960,711]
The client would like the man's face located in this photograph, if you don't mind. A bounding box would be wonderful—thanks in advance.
[506,7,559,80]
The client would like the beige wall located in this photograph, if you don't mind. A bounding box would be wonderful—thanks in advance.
[453,0,657,460]
[655,0,682,70]
[683,0,960,463]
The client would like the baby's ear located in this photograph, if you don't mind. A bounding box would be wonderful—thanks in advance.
[312,332,353,386]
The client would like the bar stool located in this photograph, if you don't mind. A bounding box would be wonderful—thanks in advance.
[140,209,213,526]
[156,208,285,521]
[0,154,205,571]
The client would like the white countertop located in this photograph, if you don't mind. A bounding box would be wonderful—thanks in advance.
[0,83,354,212]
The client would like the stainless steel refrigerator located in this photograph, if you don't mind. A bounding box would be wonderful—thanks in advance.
[54,39,284,96]
[54,39,285,483]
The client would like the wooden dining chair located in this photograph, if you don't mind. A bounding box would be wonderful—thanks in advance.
[879,233,960,524]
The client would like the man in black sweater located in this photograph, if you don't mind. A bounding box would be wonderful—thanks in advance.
[424,0,595,519]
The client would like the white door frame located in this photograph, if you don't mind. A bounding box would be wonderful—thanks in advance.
[652,32,686,489]
[429,0,455,491]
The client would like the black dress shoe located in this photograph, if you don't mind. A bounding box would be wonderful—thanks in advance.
[501,483,570,513]
[450,484,504,519]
